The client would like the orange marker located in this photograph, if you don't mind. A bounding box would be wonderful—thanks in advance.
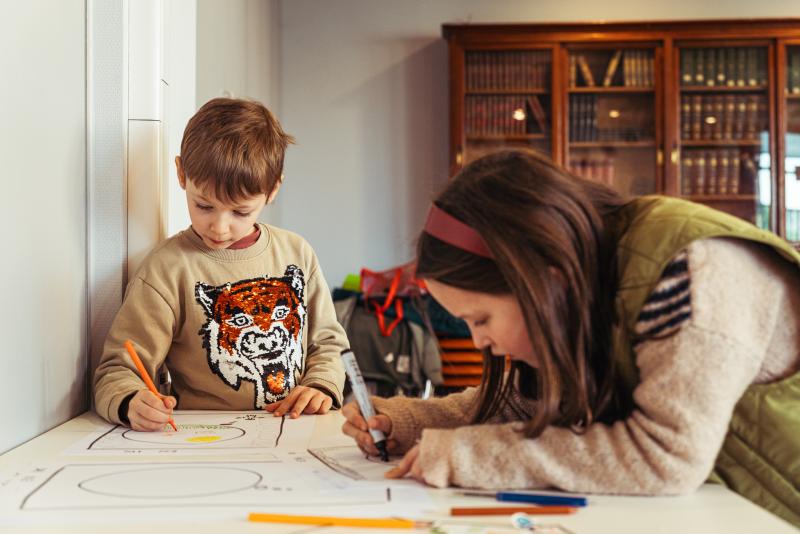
[123,340,178,432]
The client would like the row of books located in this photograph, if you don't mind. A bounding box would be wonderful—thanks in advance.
[569,95,652,142]
[465,50,551,91]
[680,94,767,141]
[680,148,758,195]
[788,52,800,94]
[680,47,766,87]
[568,157,615,186]
[569,50,654,88]
[464,95,548,136]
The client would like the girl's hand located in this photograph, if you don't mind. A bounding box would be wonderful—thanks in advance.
[264,386,333,418]
[128,389,177,432]
[341,401,396,457]
[384,444,426,483]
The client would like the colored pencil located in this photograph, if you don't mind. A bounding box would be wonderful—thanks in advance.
[459,490,588,507]
[123,340,178,432]
[451,505,577,516]
[247,513,430,529]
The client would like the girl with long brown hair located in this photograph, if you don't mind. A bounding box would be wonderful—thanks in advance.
[341,149,800,526]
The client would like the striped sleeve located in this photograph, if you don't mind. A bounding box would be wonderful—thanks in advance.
[634,251,691,339]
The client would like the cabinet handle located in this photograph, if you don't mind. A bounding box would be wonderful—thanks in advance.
[670,149,679,165]
[456,148,463,166]
[657,149,664,166]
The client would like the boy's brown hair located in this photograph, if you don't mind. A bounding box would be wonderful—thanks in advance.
[180,97,295,203]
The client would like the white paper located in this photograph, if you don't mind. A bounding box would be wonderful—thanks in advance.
[65,411,314,456]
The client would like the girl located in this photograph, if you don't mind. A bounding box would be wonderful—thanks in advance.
[341,149,800,526]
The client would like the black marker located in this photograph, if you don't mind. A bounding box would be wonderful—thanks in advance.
[341,349,389,461]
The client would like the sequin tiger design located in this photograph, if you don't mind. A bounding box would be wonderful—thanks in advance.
[195,265,306,408]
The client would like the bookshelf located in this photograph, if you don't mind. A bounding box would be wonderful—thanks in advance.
[443,19,800,245]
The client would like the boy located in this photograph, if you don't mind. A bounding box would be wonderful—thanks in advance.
[94,98,347,431]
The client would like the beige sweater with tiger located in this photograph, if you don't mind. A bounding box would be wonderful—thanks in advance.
[373,238,800,493]
[94,224,347,425]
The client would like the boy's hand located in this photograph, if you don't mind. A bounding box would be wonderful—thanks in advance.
[128,389,177,432]
[264,385,333,418]
[341,401,396,457]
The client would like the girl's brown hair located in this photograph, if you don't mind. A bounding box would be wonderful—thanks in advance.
[416,149,630,437]
[180,97,295,203]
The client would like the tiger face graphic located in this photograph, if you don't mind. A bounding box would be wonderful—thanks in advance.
[195,265,306,408]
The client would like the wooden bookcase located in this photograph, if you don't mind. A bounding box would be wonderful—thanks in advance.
[443,19,800,245]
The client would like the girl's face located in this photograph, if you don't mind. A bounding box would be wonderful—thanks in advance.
[424,279,535,367]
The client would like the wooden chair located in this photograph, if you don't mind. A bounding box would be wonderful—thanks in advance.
[437,337,484,391]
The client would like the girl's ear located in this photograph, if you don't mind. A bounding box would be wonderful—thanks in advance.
[176,156,186,189]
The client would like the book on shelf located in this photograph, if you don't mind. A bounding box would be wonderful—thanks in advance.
[603,50,623,87]
[576,55,595,86]
[718,150,730,194]
[723,95,735,140]
[713,96,724,141]
[681,96,692,140]
[707,150,719,194]
[691,95,702,140]
[715,48,727,86]
[747,48,758,87]
[701,96,714,140]
[790,52,800,94]
[731,151,742,194]
[526,95,548,133]
[705,48,716,87]
[736,48,747,87]
[681,49,694,85]
[694,48,705,85]
[682,154,694,194]
[569,54,577,88]
[695,151,707,194]
[725,47,737,87]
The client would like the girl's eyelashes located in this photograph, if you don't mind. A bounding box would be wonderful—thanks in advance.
[234,211,252,217]
[196,203,213,211]
[472,318,488,327]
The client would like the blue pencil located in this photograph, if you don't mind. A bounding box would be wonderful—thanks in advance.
[460,490,588,507]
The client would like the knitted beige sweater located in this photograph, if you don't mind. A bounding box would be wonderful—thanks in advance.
[373,238,800,493]
[94,223,347,424]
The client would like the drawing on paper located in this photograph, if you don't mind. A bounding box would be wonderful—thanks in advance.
[20,462,390,510]
[69,411,315,455]
[309,445,400,481]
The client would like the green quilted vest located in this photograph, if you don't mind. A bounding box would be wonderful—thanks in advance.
[609,196,800,527]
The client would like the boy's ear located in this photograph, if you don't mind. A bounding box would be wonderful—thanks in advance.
[175,156,186,189]
[266,176,283,204]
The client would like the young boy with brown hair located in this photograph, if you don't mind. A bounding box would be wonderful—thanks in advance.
[94,98,347,431]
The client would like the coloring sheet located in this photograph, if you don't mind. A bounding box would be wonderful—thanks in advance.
[65,411,314,456]
[308,445,402,481]
[0,453,433,526]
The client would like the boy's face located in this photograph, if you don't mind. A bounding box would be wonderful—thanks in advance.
[177,158,274,250]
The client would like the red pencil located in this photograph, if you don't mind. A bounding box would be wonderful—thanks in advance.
[450,505,576,516]
[124,340,178,432]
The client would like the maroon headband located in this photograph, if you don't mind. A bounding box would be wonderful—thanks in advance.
[423,204,493,259]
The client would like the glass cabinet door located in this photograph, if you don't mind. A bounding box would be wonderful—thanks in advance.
[785,45,800,243]
[463,49,552,164]
[677,45,771,229]
[566,47,659,196]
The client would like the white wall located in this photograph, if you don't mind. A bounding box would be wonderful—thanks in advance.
[279,0,800,288]
[0,0,87,453]
[195,0,281,225]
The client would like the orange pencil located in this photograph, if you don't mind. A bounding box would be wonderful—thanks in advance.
[123,340,178,432]
[451,505,577,516]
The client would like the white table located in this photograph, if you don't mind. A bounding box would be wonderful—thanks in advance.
[0,411,795,533]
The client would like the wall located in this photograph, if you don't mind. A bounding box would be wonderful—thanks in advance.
[195,0,281,225]
[279,0,800,288]
[0,0,87,453]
